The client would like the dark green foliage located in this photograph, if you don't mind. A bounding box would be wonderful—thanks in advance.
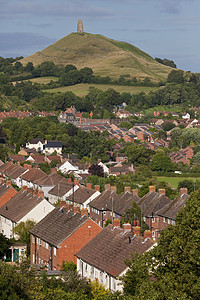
[178,179,200,194]
[88,164,104,177]
[0,234,9,259]
[162,121,176,132]
[155,57,176,68]
[124,143,154,165]
[61,261,77,272]
[39,162,51,174]
[167,70,184,84]
[150,152,174,172]
[119,122,133,129]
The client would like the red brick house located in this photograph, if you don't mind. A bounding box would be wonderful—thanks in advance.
[138,186,189,240]
[0,181,18,208]
[89,186,140,227]
[29,206,102,270]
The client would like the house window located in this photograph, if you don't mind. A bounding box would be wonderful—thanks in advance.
[91,266,94,278]
[152,231,155,237]
[45,243,49,249]
[85,264,88,273]
[103,211,106,215]
[163,217,166,223]
[32,254,35,263]
[37,238,42,245]
[100,271,103,283]
[54,247,57,256]
[152,217,155,223]
[172,220,175,225]
[113,279,116,291]
[168,219,171,224]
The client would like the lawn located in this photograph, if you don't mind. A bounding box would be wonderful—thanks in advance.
[157,176,199,188]
[43,83,159,97]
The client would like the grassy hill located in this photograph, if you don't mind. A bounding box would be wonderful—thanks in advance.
[20,32,173,82]
[42,83,159,97]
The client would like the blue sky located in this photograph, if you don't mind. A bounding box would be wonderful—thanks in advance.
[0,0,200,72]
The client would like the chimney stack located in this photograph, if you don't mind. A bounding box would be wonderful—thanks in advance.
[86,182,92,189]
[112,218,120,228]
[37,190,44,198]
[149,185,156,193]
[73,206,80,214]
[95,185,100,192]
[74,179,79,186]
[104,183,111,190]
[6,180,12,186]
[60,201,67,208]
[122,223,132,232]
[110,186,117,193]
[66,177,72,184]
[124,186,131,193]
[132,188,138,196]
[143,230,152,239]
[180,187,188,195]
[24,164,32,170]
[81,208,88,217]
[158,188,165,196]
[133,226,141,235]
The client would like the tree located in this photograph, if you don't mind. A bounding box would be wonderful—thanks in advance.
[162,121,176,132]
[0,234,9,259]
[88,164,104,177]
[13,220,36,256]
[150,152,174,172]
[167,70,184,84]
[124,143,154,165]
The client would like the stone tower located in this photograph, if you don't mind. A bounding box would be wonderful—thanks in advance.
[77,20,83,33]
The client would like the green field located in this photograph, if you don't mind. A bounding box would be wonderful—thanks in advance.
[43,83,159,96]
[157,176,199,188]
[27,76,59,84]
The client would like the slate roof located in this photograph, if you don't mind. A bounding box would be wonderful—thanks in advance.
[89,189,120,211]
[76,225,154,277]
[66,186,97,204]
[138,192,171,217]
[33,173,66,186]
[30,207,88,246]
[89,189,139,216]
[0,190,44,222]
[156,193,189,220]
[0,162,27,179]
[21,168,47,183]
[29,138,45,144]
[48,182,75,197]
[45,141,62,148]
